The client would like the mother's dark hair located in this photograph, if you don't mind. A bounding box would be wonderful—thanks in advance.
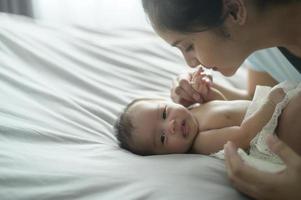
[142,0,297,34]
[142,0,225,33]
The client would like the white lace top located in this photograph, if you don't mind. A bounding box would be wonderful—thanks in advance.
[212,81,301,172]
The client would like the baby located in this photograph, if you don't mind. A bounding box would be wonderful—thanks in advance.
[115,72,301,158]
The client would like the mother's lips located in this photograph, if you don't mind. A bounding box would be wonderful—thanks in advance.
[208,66,218,71]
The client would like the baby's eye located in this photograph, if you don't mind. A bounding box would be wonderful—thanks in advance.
[160,133,166,144]
[162,105,167,120]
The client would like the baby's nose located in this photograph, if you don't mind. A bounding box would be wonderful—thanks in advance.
[167,119,175,135]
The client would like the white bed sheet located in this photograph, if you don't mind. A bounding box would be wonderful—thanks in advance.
[0,14,249,200]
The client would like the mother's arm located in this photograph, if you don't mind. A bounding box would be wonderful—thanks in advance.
[213,69,278,100]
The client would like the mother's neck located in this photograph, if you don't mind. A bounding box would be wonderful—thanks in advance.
[246,2,301,57]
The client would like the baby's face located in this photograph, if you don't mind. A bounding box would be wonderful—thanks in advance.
[129,99,199,154]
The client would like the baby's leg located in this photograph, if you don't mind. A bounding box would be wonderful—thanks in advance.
[276,91,301,155]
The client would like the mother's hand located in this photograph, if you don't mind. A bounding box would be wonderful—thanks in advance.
[224,135,301,200]
[171,67,212,107]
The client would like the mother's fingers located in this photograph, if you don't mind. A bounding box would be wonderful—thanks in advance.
[173,86,194,102]
[224,142,274,199]
[178,79,202,102]
[267,135,301,167]
[224,142,274,186]
[224,142,245,180]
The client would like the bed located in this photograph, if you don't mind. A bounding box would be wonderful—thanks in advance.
[0,13,250,200]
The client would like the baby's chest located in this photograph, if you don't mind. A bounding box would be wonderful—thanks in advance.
[200,105,243,131]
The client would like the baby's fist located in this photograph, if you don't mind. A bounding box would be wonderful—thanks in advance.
[191,67,212,98]
[268,87,286,105]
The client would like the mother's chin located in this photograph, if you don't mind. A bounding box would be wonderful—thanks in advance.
[217,67,239,77]
[207,60,242,77]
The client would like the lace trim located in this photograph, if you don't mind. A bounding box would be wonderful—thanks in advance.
[250,82,299,164]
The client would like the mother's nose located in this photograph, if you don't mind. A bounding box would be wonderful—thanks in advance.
[183,52,200,68]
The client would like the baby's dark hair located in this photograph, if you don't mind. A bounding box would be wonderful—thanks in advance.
[114,98,162,156]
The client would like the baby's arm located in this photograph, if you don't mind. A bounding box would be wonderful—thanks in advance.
[193,87,286,155]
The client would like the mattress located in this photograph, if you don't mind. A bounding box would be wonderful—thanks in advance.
[0,13,249,200]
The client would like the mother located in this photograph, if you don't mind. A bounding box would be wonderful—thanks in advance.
[142,0,301,199]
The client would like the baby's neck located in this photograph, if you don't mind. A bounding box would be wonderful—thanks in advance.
[189,102,211,131]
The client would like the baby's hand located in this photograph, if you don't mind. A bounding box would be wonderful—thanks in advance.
[268,87,286,105]
[191,67,213,99]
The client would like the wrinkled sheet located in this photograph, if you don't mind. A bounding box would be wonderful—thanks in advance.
[0,14,249,200]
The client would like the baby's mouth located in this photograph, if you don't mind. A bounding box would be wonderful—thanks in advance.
[181,120,189,138]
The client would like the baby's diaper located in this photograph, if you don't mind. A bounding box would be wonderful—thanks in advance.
[211,81,301,172]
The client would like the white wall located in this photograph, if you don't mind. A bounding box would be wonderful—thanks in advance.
[33,0,151,30]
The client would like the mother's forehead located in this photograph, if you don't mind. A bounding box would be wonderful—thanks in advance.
[155,27,193,43]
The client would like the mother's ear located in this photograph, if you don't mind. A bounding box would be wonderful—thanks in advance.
[223,0,247,25]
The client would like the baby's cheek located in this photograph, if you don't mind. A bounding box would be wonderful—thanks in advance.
[169,139,190,153]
